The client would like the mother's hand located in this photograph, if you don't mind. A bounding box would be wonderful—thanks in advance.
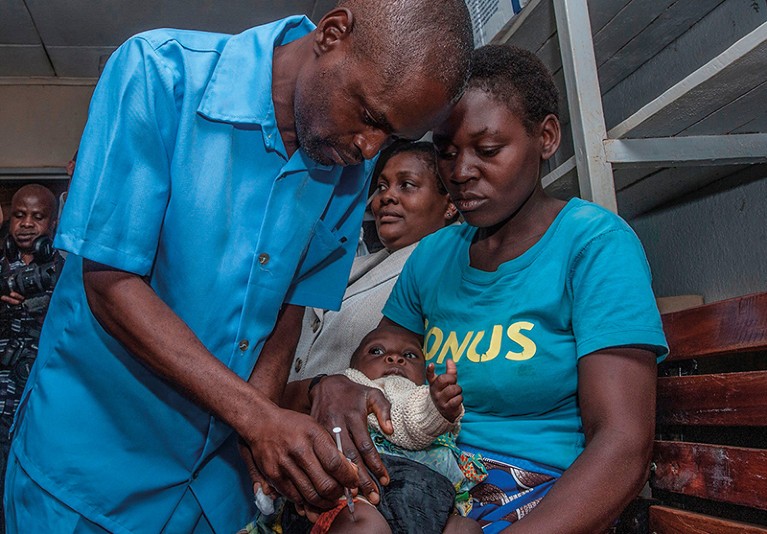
[309,374,393,504]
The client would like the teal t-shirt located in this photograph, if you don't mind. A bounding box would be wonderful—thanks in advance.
[382,198,668,470]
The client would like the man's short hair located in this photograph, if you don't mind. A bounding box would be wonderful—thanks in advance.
[336,0,474,104]
[11,184,57,215]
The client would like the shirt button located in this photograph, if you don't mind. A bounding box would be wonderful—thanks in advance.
[294,359,303,373]
[258,253,270,265]
[239,339,249,351]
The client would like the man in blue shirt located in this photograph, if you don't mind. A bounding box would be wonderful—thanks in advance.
[4,1,473,531]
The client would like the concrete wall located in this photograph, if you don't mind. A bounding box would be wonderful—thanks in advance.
[0,82,94,169]
[0,82,94,215]
[630,174,767,305]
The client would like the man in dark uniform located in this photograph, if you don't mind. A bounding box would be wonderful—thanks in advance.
[0,184,63,529]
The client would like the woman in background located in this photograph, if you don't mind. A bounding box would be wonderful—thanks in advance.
[289,141,458,382]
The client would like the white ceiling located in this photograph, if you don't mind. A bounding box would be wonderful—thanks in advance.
[0,0,337,78]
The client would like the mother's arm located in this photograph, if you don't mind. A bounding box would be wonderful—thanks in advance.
[506,347,657,534]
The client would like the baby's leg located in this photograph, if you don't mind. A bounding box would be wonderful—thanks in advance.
[443,514,482,534]
[326,501,391,534]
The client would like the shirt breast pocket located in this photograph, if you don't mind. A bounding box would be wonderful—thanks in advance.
[293,220,349,284]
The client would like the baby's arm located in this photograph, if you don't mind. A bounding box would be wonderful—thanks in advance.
[343,367,463,449]
[385,379,462,450]
[426,359,463,423]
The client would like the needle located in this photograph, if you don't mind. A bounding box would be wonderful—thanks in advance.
[332,426,356,520]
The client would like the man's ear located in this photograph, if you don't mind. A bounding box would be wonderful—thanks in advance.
[539,114,561,161]
[313,8,354,55]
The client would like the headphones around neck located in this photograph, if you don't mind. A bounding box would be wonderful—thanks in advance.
[3,234,55,263]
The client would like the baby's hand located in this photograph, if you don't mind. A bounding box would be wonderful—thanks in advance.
[426,360,463,423]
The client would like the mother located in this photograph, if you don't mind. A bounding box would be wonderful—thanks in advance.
[311,46,668,533]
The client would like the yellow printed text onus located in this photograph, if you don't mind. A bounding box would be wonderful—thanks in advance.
[423,319,537,364]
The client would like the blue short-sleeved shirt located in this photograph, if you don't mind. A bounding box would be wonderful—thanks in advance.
[11,17,374,533]
[383,199,668,471]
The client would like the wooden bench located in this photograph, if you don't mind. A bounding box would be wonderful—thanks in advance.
[621,292,767,533]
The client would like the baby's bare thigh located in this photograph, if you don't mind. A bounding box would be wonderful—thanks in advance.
[443,514,482,534]
[327,501,391,534]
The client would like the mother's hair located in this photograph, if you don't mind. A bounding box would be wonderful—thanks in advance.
[469,45,559,135]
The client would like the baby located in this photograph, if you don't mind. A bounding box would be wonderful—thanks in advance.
[242,325,483,534]
[317,325,484,534]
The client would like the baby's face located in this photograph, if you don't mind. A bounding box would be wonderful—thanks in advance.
[352,327,426,385]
